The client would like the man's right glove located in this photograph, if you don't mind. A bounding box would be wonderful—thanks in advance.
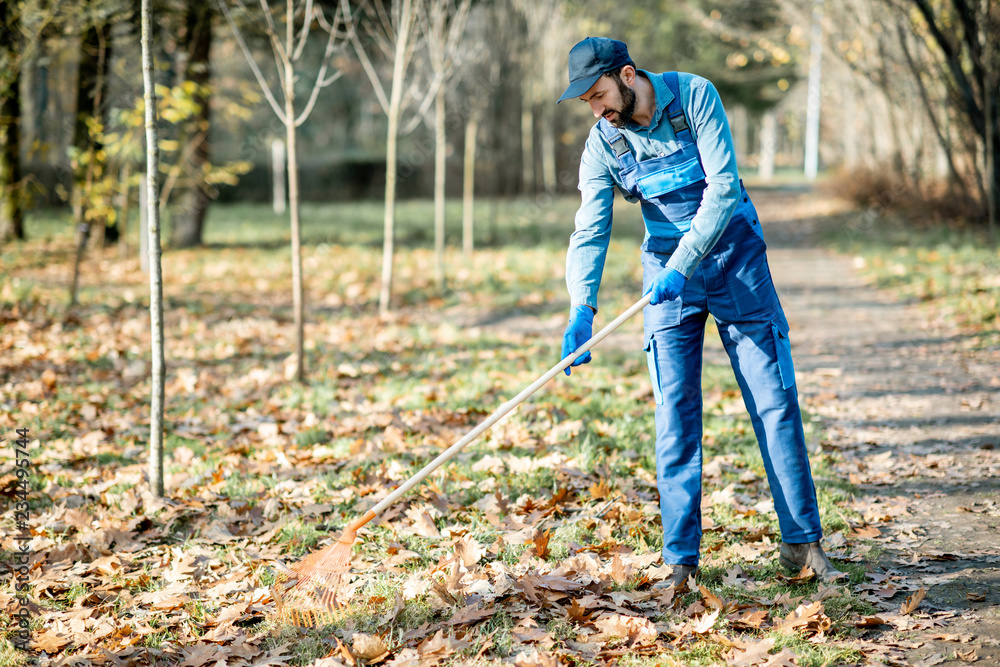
[561,305,595,376]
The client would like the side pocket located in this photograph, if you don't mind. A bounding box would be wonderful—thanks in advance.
[644,332,665,405]
[771,323,796,390]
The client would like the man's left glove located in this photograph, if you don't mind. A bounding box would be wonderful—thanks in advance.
[648,268,687,305]
[561,305,594,376]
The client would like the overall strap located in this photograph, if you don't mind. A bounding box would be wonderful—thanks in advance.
[661,72,695,144]
[597,118,637,172]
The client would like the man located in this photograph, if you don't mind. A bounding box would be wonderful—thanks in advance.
[558,37,843,589]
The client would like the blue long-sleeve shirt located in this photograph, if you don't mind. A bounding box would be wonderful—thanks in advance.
[566,70,742,311]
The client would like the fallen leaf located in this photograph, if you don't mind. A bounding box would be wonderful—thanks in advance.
[956,648,978,663]
[691,609,721,634]
[699,585,724,611]
[965,592,986,602]
[530,529,551,560]
[724,637,775,666]
[351,633,389,661]
[901,588,928,615]
[762,647,799,667]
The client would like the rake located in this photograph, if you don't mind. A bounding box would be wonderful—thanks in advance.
[278,294,652,622]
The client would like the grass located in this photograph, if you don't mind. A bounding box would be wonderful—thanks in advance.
[0,194,954,666]
[829,213,1000,339]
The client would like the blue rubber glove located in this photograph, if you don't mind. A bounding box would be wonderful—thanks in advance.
[561,305,594,376]
[647,268,687,305]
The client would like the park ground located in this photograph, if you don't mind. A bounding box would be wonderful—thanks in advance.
[0,183,998,666]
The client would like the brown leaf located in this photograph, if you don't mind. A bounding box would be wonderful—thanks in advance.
[179,644,226,667]
[33,629,73,653]
[448,603,494,627]
[762,647,800,667]
[901,587,927,615]
[351,633,389,661]
[729,609,769,630]
[965,592,986,602]
[610,554,629,585]
[455,535,485,568]
[514,649,561,667]
[588,479,611,500]
[853,616,886,628]
[699,584,724,611]
[956,649,978,663]
[724,637,775,667]
[566,598,596,623]
[691,609,720,634]
[774,601,830,636]
[592,613,658,645]
[530,529,551,560]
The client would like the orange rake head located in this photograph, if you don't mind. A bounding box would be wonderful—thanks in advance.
[272,510,376,626]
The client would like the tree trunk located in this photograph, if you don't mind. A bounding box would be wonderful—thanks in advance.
[540,101,556,192]
[433,82,446,290]
[378,0,414,315]
[462,109,479,257]
[758,109,777,181]
[285,0,305,382]
[69,9,111,305]
[804,0,824,180]
[171,0,213,249]
[521,96,533,194]
[141,0,166,498]
[0,0,24,243]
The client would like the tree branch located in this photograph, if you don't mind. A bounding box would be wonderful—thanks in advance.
[217,0,288,124]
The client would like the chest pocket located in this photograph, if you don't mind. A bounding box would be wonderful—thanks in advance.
[635,156,706,200]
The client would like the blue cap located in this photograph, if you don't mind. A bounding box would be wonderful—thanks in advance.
[557,37,632,103]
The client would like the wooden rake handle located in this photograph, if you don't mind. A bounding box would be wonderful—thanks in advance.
[349,294,652,533]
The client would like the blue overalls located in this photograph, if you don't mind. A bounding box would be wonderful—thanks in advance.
[598,72,823,566]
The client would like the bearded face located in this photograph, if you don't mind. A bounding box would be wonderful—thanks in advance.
[608,72,637,129]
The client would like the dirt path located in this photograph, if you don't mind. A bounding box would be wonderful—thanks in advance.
[755,186,1000,666]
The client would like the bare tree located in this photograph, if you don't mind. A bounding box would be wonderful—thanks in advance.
[218,0,351,382]
[342,0,445,314]
[141,0,166,497]
[422,0,473,290]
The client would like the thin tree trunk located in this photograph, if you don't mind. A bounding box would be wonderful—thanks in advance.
[0,0,23,243]
[521,97,533,194]
[804,0,823,180]
[540,101,556,192]
[118,162,132,258]
[285,0,305,382]
[759,109,777,181]
[171,0,213,249]
[462,109,478,257]
[433,82,445,290]
[141,0,165,498]
[379,0,414,315]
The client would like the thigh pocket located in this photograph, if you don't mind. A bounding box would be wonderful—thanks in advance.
[771,322,796,390]
[643,332,665,405]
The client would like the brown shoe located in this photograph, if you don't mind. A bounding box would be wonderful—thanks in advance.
[778,541,846,583]
[652,564,697,591]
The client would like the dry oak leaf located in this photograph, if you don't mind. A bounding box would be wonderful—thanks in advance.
[448,602,494,627]
[762,647,800,667]
[32,629,72,653]
[691,609,721,635]
[178,643,227,667]
[901,587,928,615]
[698,584,724,611]
[454,535,485,568]
[724,637,776,667]
[530,528,551,560]
[593,613,658,645]
[514,649,561,667]
[956,648,978,663]
[774,601,831,635]
[352,633,389,662]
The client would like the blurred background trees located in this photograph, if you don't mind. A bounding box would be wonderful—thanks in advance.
[1,0,997,249]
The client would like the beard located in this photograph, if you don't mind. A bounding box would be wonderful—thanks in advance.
[608,75,637,129]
